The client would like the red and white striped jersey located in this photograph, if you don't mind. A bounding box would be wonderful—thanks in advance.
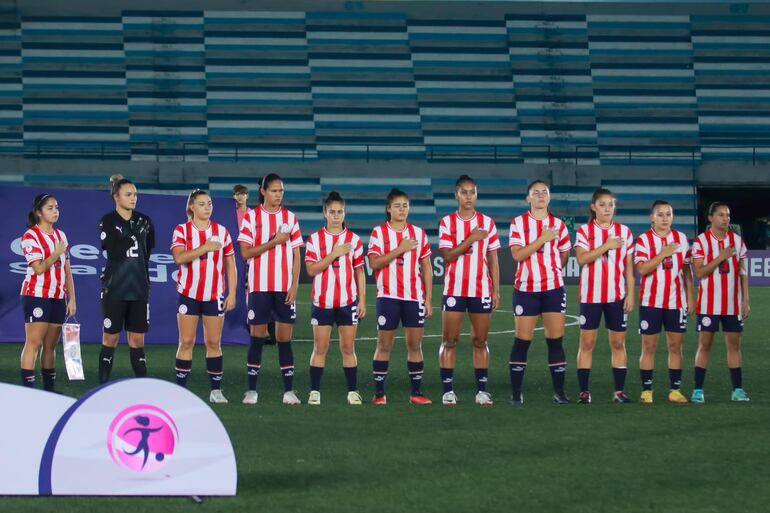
[575,221,634,303]
[171,221,235,302]
[438,212,501,298]
[20,226,68,299]
[238,206,303,293]
[692,230,747,315]
[509,213,572,292]
[368,222,431,302]
[305,228,364,308]
[634,229,691,309]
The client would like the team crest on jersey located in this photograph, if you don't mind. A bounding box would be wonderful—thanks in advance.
[33,307,43,319]
[446,297,457,308]
[701,316,712,327]
[104,318,112,329]
[378,315,387,326]
[178,304,188,315]
[515,305,524,316]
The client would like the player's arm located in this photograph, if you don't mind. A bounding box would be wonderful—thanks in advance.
[636,243,678,276]
[683,263,695,315]
[560,247,570,268]
[306,243,350,277]
[224,254,237,312]
[693,246,735,279]
[576,238,624,266]
[285,246,301,305]
[488,249,500,310]
[64,259,77,317]
[368,238,417,270]
[239,230,291,260]
[510,228,557,263]
[100,217,133,257]
[29,241,67,275]
[441,229,486,263]
[623,252,635,313]
[420,256,434,319]
[172,240,221,265]
[355,266,367,319]
[740,259,751,318]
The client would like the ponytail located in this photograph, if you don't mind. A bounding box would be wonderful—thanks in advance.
[110,174,133,197]
[27,193,54,228]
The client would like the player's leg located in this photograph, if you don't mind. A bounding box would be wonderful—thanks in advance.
[99,292,124,384]
[243,292,272,403]
[20,316,47,387]
[175,296,200,388]
[469,308,493,405]
[577,303,601,403]
[606,301,630,403]
[339,323,361,405]
[309,316,332,405]
[724,316,749,401]
[202,300,227,403]
[692,315,716,402]
[639,306,662,403]
[440,296,464,405]
[274,292,299,404]
[40,322,62,392]
[126,300,150,378]
[543,310,568,404]
[372,298,399,403]
[510,289,540,404]
[664,308,687,403]
[404,299,430,403]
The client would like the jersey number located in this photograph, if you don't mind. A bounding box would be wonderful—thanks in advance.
[127,239,139,258]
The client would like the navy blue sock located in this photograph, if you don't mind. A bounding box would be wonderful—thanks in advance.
[694,366,707,389]
[547,337,567,394]
[440,367,454,393]
[612,367,627,392]
[309,365,324,392]
[175,358,192,387]
[669,368,682,390]
[344,366,358,392]
[21,368,35,388]
[373,360,388,396]
[408,361,424,395]
[641,369,653,391]
[509,338,531,395]
[98,345,115,384]
[577,368,590,392]
[41,367,56,392]
[206,356,223,390]
[129,347,147,378]
[247,336,266,391]
[474,368,488,393]
[277,341,295,392]
[730,367,743,389]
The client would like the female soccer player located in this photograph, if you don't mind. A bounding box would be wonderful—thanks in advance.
[574,188,635,404]
[635,200,694,404]
[238,173,303,405]
[171,190,237,403]
[509,180,572,405]
[691,202,751,402]
[438,175,500,406]
[369,188,433,405]
[305,192,366,405]
[98,175,155,383]
[19,193,76,391]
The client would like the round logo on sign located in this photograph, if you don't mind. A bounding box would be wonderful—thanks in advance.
[579,315,586,326]
[247,310,255,320]
[33,307,43,318]
[103,318,112,329]
[107,404,178,473]
[515,305,524,316]
[701,316,712,327]
[178,304,188,315]
[378,315,387,326]
[446,297,456,308]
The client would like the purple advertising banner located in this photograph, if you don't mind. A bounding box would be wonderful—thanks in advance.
[2,185,768,344]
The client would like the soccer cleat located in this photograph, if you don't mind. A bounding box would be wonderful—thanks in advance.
[552,392,571,405]
[731,388,750,402]
[612,391,631,404]
[578,391,592,404]
[668,390,688,404]
[242,390,258,405]
[475,391,494,406]
[510,392,525,406]
[347,391,363,405]
[442,391,458,406]
[283,390,301,405]
[691,389,705,404]
[372,394,387,406]
[308,390,321,406]
[209,389,228,404]
[409,394,432,405]
[640,390,653,404]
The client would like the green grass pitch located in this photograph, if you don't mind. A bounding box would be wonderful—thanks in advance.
[3,285,769,512]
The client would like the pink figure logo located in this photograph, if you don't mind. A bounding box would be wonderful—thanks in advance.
[107,405,179,473]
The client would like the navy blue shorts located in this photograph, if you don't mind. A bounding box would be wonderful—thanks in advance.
[639,306,687,335]
[177,294,224,317]
[580,300,627,332]
[513,287,566,317]
[697,314,744,333]
[247,291,296,325]
[442,295,492,314]
[22,296,66,324]
[311,299,359,327]
[101,290,149,334]
[376,297,425,330]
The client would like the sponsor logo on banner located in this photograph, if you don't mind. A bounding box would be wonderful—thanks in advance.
[107,404,178,473]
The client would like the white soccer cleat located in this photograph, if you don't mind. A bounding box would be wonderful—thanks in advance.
[475,391,494,406]
[308,390,321,406]
[442,391,458,406]
[242,390,258,405]
[283,390,301,405]
[209,389,228,404]
[347,391,363,405]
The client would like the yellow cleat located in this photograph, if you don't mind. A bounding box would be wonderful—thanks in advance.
[640,390,653,404]
[668,390,688,404]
